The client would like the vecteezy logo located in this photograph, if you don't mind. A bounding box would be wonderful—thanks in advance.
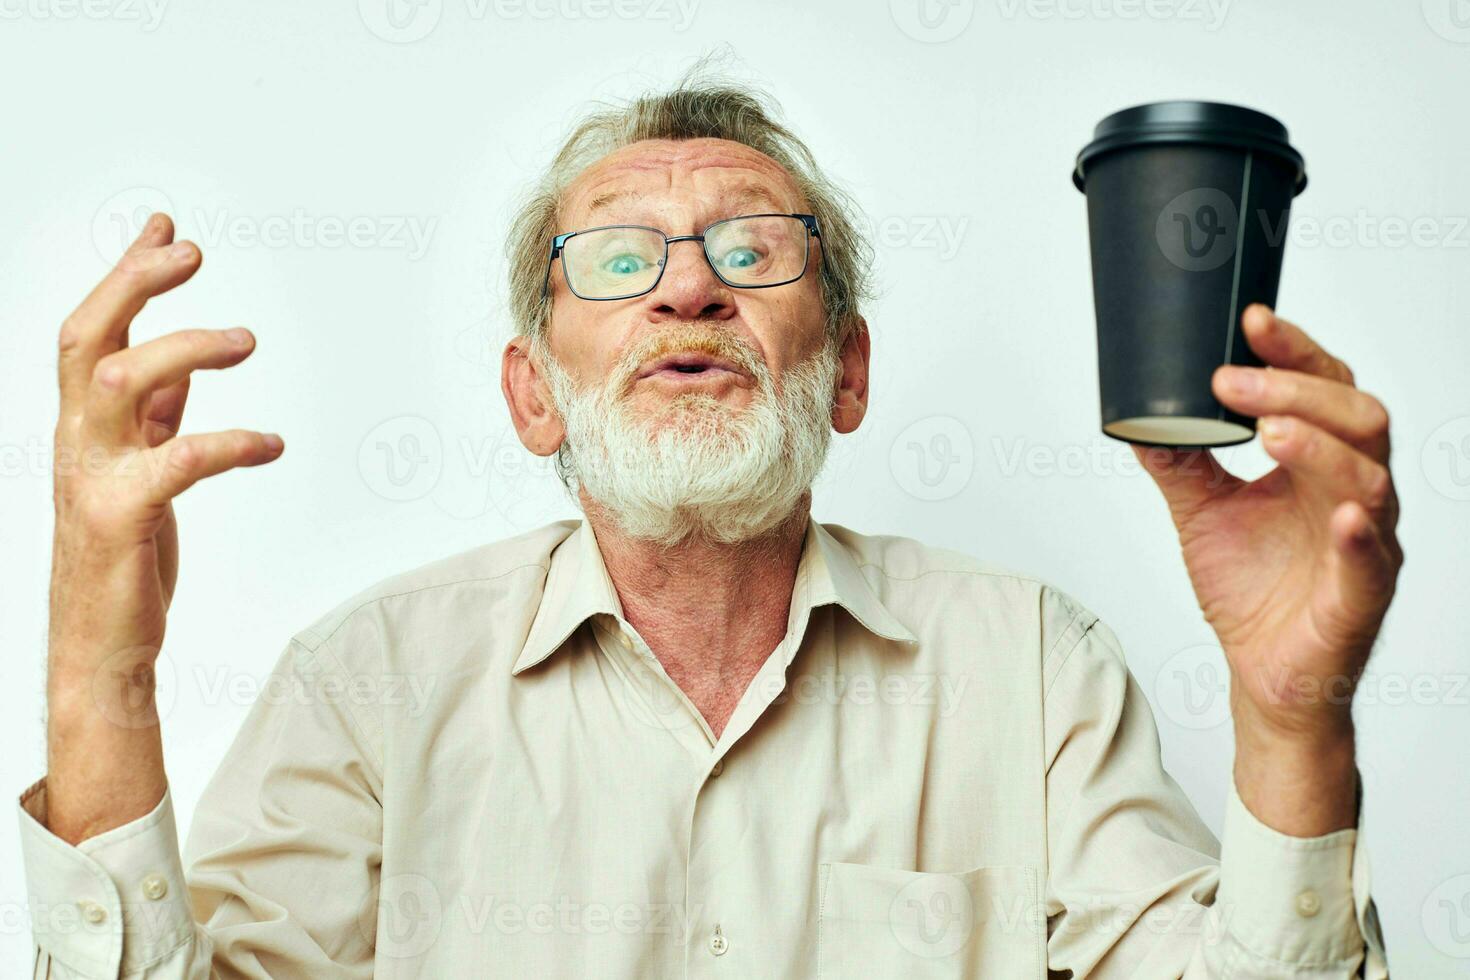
[91,646,178,730]
[890,416,974,501]
[1153,643,1232,731]
[358,873,442,958]
[618,645,699,733]
[358,416,443,501]
[889,873,973,958]
[1155,187,1239,272]
[359,0,442,43]
[1423,873,1470,957]
[1423,0,1470,43]
[1422,416,1470,501]
[92,186,175,265]
[890,0,975,42]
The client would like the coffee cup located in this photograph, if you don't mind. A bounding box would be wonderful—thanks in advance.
[1073,100,1307,447]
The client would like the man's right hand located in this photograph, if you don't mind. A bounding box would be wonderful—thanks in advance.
[45,212,284,845]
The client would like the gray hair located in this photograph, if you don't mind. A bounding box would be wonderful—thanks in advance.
[504,55,874,351]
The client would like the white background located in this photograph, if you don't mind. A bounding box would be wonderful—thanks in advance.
[2,0,1468,974]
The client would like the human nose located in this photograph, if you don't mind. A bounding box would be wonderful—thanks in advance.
[643,238,736,324]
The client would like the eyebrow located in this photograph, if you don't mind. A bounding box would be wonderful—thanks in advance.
[583,184,791,225]
[585,188,645,217]
[721,185,787,215]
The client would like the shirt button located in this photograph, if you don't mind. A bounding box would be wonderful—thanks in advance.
[708,924,728,956]
[79,901,107,925]
[1295,888,1322,918]
[142,874,169,901]
[711,759,724,777]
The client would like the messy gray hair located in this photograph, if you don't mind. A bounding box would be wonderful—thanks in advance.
[504,55,875,350]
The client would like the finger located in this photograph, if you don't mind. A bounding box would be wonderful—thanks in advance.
[72,209,177,333]
[146,429,284,502]
[85,329,256,444]
[142,379,191,448]
[1240,304,1355,386]
[1130,444,1241,519]
[77,237,201,351]
[58,216,202,414]
[123,210,175,255]
[1317,500,1400,647]
[144,419,176,449]
[1259,416,1397,530]
[145,377,191,436]
[1213,365,1391,462]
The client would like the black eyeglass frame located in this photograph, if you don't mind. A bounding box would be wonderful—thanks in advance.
[540,212,822,302]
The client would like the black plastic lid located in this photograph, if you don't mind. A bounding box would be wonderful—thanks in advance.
[1073,100,1307,195]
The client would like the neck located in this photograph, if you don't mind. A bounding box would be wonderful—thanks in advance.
[580,491,811,737]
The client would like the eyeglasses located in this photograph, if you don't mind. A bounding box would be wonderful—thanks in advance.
[541,212,821,302]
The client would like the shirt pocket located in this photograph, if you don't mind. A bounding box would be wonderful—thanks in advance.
[817,861,1046,980]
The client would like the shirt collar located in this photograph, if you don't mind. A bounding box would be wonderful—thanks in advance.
[511,516,918,676]
[512,518,624,675]
[800,519,920,647]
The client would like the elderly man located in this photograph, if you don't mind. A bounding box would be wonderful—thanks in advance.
[22,74,1398,978]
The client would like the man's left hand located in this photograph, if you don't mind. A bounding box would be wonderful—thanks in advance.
[1133,303,1403,770]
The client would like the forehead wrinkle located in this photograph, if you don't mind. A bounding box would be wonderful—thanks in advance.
[567,141,802,227]
[580,183,795,232]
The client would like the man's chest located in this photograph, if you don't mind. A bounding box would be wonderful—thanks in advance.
[367,607,1051,977]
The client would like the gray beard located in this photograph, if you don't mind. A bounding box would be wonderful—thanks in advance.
[537,328,842,547]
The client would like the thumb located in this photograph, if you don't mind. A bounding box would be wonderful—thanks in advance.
[1131,444,1237,517]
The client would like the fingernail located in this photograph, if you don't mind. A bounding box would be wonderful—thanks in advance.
[1260,416,1288,440]
[262,434,284,453]
[170,241,195,261]
[225,327,252,345]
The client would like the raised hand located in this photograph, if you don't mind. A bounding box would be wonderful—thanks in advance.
[46,213,284,843]
[1134,303,1402,834]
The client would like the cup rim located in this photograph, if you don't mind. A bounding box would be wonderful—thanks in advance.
[1072,100,1307,195]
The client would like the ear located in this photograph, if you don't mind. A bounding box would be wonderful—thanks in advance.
[502,334,566,456]
[830,317,871,435]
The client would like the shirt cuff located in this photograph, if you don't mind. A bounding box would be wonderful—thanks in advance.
[1215,769,1388,976]
[17,775,195,977]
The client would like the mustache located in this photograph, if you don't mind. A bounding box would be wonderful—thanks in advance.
[611,323,767,397]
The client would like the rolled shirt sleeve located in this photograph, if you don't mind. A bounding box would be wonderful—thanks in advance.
[1041,588,1389,978]
[15,633,384,978]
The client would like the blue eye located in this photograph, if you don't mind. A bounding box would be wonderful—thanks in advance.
[720,247,761,269]
[602,253,648,276]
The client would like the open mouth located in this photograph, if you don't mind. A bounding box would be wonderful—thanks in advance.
[636,352,745,380]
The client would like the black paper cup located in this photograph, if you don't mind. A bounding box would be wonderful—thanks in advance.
[1073,101,1307,448]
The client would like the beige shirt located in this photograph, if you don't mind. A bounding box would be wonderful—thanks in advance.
[18,517,1388,978]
